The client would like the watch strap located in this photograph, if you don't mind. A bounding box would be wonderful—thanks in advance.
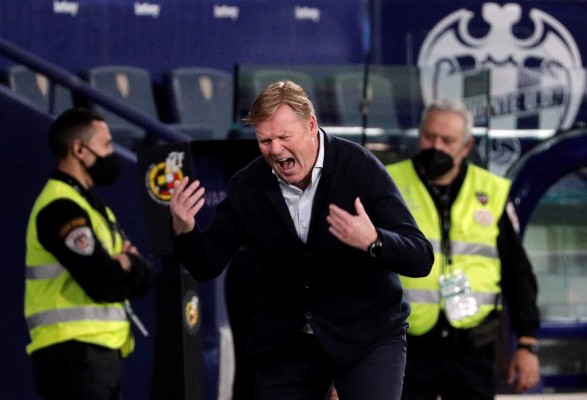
[368,233,383,257]
[517,342,539,355]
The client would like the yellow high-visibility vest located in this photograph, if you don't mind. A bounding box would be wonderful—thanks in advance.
[25,178,133,356]
[387,161,510,334]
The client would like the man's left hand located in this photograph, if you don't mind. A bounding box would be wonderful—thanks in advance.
[327,197,378,252]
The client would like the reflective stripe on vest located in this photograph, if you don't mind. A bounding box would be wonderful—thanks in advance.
[27,306,127,331]
[404,289,500,308]
[387,161,510,334]
[25,263,128,331]
[428,239,498,259]
[26,263,64,280]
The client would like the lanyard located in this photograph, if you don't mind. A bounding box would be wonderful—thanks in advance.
[420,174,453,274]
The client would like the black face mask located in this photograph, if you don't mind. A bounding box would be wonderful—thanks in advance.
[414,148,454,180]
[82,145,121,186]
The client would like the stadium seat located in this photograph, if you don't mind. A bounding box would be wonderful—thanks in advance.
[164,67,234,140]
[235,67,319,137]
[1,64,73,115]
[331,70,398,129]
[81,65,159,149]
[247,69,319,111]
[249,69,316,100]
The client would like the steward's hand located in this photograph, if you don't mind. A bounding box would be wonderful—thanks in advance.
[121,239,138,255]
[169,177,206,235]
[508,346,540,393]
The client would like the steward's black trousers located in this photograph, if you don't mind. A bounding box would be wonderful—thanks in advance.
[401,314,498,400]
[31,340,123,400]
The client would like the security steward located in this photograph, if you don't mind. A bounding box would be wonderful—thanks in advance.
[386,99,540,399]
[24,108,153,400]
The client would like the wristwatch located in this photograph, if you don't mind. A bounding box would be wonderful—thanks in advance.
[368,234,383,258]
[517,342,539,355]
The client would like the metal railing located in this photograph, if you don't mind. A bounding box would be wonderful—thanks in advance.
[0,36,191,145]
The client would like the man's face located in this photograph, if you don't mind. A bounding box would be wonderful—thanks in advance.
[418,109,472,183]
[255,104,319,190]
[84,120,114,160]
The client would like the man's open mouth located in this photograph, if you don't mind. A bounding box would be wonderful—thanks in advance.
[277,157,295,172]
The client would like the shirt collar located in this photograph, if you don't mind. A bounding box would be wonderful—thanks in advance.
[315,129,325,170]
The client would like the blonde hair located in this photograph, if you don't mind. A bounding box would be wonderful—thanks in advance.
[242,80,315,126]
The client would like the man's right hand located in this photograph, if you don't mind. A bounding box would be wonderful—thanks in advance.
[169,177,206,235]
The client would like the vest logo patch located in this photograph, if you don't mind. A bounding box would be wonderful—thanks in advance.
[475,191,489,206]
[474,209,494,226]
[64,226,95,255]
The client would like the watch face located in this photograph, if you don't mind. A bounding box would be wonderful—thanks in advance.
[369,238,383,257]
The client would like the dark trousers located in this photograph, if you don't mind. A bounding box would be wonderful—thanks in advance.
[31,340,123,400]
[401,316,497,400]
[225,248,263,400]
[255,328,407,400]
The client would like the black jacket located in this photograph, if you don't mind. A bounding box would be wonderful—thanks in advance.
[173,132,433,368]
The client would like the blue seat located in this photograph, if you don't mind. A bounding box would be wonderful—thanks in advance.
[235,67,319,138]
[249,69,318,109]
[164,67,234,140]
[82,65,159,149]
[331,71,398,129]
[1,64,73,115]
